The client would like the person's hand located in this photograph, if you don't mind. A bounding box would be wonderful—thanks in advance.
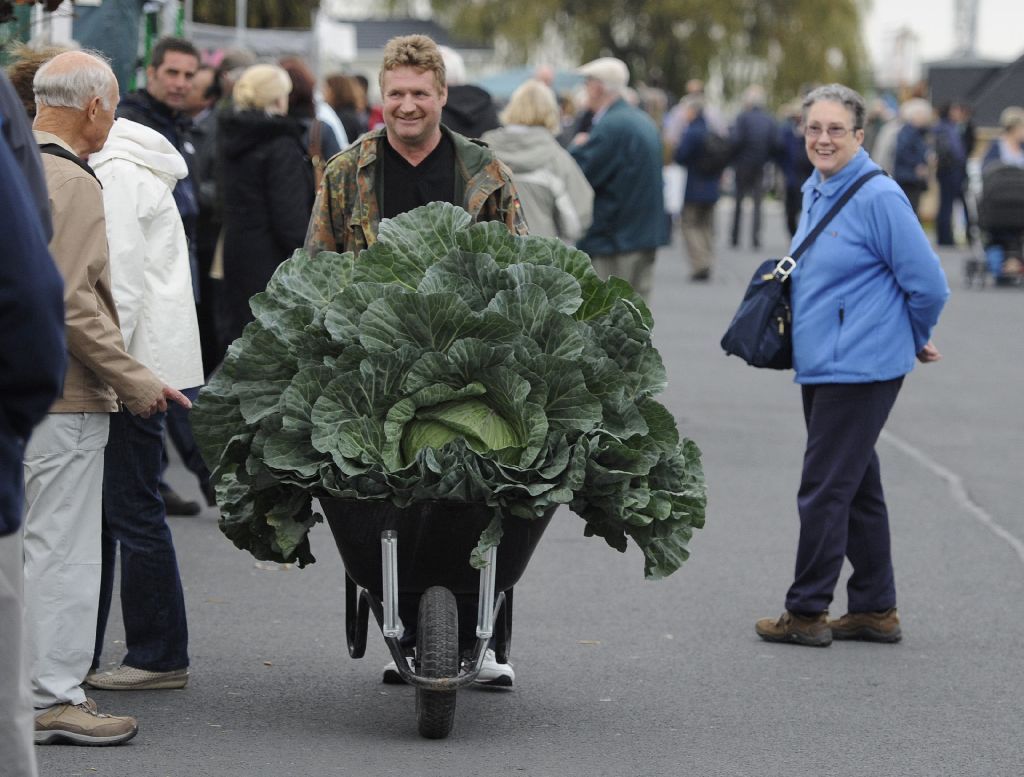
[571,131,590,147]
[139,386,193,418]
[917,341,942,363]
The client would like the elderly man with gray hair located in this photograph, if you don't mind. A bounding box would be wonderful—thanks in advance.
[26,49,191,747]
[569,57,668,300]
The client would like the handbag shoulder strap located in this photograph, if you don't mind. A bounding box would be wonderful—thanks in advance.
[790,169,885,261]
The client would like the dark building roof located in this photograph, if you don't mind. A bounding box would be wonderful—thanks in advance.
[927,53,1024,126]
[346,18,491,53]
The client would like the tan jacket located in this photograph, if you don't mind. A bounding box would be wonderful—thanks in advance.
[36,131,163,415]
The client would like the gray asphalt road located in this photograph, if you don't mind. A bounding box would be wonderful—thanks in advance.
[38,201,1024,777]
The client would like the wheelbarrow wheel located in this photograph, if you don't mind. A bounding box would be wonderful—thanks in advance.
[415,586,458,739]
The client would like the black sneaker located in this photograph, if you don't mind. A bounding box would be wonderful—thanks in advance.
[160,486,200,516]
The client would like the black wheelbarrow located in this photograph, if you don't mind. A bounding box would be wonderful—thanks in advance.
[321,498,553,739]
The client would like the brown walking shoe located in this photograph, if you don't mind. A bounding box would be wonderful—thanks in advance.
[34,698,138,746]
[755,611,832,647]
[829,608,902,643]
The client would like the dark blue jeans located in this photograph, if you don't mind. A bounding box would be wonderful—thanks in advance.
[161,385,211,494]
[94,410,189,672]
[786,379,903,616]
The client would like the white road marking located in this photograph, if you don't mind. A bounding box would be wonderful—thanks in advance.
[881,429,1024,565]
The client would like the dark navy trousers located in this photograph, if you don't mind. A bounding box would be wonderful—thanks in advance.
[785,378,903,615]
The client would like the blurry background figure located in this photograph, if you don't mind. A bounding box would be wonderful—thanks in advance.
[190,47,257,376]
[439,45,500,138]
[729,84,777,250]
[182,64,215,122]
[893,97,934,217]
[219,64,315,346]
[323,72,366,144]
[570,57,667,300]
[673,95,722,282]
[776,99,815,237]
[979,106,1024,283]
[482,79,593,243]
[933,102,968,246]
[5,43,74,119]
[279,57,342,179]
[116,37,210,516]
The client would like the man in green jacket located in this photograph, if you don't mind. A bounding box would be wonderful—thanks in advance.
[303,34,525,689]
[303,33,526,256]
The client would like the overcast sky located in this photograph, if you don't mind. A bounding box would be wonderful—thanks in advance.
[863,0,1023,63]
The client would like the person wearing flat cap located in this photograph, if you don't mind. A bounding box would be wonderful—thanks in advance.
[569,57,668,300]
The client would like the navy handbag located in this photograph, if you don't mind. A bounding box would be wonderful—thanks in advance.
[720,169,883,369]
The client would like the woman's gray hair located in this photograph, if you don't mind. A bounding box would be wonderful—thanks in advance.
[33,50,117,111]
[801,83,866,131]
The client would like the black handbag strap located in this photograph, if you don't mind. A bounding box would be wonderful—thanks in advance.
[773,169,885,278]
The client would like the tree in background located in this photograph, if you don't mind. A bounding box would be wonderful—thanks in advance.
[193,0,319,29]
[428,0,867,104]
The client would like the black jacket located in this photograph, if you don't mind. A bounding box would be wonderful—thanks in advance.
[441,85,500,139]
[219,110,315,344]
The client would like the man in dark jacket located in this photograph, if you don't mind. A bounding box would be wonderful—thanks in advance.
[730,85,777,249]
[118,36,212,515]
[438,45,500,139]
[0,72,66,777]
[570,57,668,300]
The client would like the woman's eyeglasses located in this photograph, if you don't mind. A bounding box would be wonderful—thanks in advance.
[804,124,856,139]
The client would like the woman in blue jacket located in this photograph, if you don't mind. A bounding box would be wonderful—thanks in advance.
[756,84,949,648]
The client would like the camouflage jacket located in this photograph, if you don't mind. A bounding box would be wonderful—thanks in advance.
[304,126,527,255]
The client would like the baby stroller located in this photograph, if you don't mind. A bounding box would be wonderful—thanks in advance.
[966,162,1024,287]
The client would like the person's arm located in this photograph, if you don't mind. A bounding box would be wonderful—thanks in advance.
[304,163,345,254]
[866,186,950,352]
[558,151,594,241]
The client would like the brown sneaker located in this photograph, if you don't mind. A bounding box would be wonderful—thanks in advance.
[34,699,138,746]
[755,611,832,647]
[830,608,902,643]
[85,665,188,690]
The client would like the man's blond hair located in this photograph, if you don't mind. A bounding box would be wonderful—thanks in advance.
[379,34,446,92]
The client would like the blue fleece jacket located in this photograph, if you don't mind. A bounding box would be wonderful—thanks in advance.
[789,149,949,385]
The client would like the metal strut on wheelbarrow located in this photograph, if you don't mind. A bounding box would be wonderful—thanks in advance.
[322,498,553,740]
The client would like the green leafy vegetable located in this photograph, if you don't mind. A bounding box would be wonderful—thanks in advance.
[193,203,706,578]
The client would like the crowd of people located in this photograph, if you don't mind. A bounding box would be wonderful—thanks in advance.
[1,26,1017,771]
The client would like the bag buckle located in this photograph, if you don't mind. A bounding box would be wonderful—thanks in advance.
[772,256,796,280]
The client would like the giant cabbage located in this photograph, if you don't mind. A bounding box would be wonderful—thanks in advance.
[193,203,705,579]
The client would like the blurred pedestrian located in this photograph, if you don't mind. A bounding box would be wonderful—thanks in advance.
[776,101,815,237]
[85,117,204,692]
[279,57,343,180]
[729,85,777,249]
[482,79,593,242]
[302,34,525,687]
[933,101,968,246]
[324,72,366,144]
[0,69,66,777]
[220,64,315,345]
[755,84,949,648]
[892,98,934,217]
[672,95,721,281]
[27,49,191,746]
[570,57,668,299]
[438,45,500,139]
[117,36,211,515]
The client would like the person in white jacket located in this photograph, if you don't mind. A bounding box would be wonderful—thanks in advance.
[84,118,204,691]
[482,79,593,243]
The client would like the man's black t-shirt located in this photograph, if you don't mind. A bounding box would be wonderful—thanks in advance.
[380,133,456,219]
